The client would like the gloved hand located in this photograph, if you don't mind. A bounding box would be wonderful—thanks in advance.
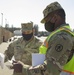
[12,61,23,73]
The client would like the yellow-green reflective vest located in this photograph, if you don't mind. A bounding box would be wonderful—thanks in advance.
[63,55,74,74]
[39,25,74,54]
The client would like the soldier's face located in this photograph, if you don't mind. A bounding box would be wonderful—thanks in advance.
[22,30,33,41]
[45,21,55,32]
[44,13,56,32]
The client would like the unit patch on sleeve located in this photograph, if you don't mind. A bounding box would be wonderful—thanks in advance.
[55,44,63,52]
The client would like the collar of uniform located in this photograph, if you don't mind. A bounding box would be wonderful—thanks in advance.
[21,35,34,42]
[55,23,69,30]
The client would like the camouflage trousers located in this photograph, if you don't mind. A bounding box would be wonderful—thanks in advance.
[13,72,53,75]
[22,64,49,75]
[13,72,24,75]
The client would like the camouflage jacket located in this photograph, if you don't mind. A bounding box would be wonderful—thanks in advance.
[4,36,42,65]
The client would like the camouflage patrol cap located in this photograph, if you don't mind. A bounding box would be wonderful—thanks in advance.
[41,2,63,23]
[21,22,33,32]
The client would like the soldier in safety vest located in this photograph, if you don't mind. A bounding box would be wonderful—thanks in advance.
[28,1,74,75]
[4,22,42,75]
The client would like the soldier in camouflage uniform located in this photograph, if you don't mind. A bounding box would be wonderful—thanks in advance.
[4,22,42,75]
[28,1,74,75]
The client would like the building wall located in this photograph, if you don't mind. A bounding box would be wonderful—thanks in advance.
[0,27,2,44]
[0,27,14,44]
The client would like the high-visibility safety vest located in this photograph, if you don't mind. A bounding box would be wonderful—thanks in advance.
[39,25,74,74]
[63,55,74,74]
[39,25,74,54]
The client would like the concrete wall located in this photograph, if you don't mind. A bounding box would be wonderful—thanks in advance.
[0,27,14,44]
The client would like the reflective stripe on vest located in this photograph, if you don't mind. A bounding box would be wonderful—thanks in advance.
[39,25,74,54]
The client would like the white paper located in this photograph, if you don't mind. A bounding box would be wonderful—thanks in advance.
[0,53,5,69]
[32,53,45,66]
[8,56,15,63]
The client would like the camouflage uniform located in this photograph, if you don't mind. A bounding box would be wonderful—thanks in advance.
[4,22,42,75]
[28,2,74,75]
[45,25,74,75]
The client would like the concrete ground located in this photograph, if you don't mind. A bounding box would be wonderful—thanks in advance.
[0,42,13,75]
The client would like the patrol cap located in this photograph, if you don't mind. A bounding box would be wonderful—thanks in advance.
[41,2,63,23]
[21,22,33,32]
